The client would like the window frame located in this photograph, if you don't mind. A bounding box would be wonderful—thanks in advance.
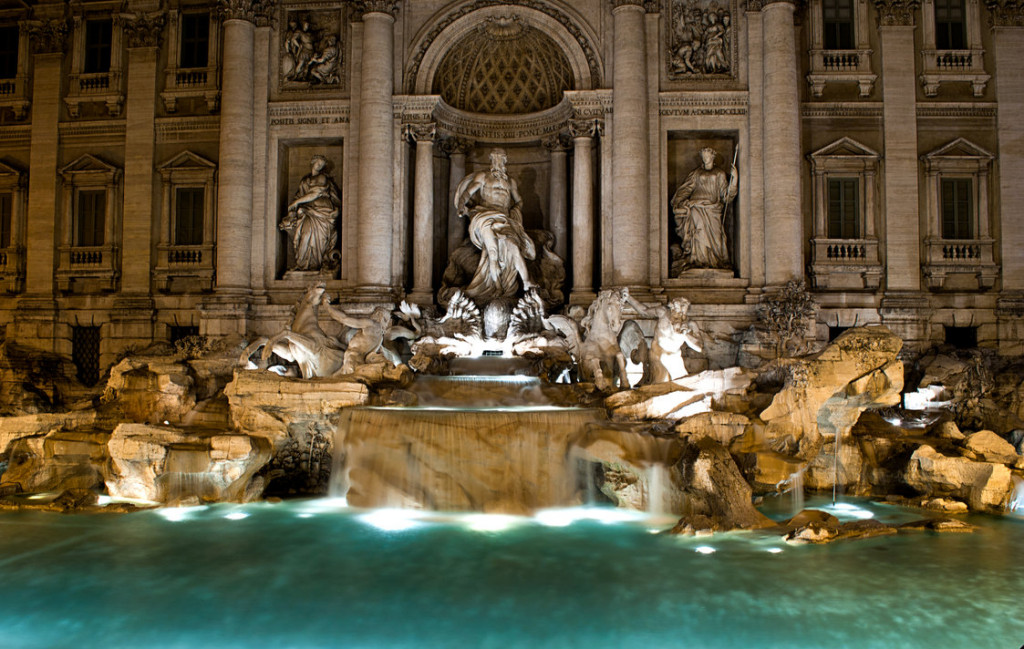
[919,0,988,97]
[0,160,27,293]
[155,150,217,292]
[65,5,125,117]
[806,0,876,98]
[57,154,122,292]
[161,5,220,113]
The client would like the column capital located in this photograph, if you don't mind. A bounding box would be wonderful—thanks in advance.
[404,122,436,143]
[122,12,165,49]
[439,136,474,156]
[25,18,68,55]
[747,0,801,11]
[355,1,400,19]
[543,133,571,152]
[569,118,602,139]
[611,0,648,13]
[987,0,1024,26]
[873,0,919,26]
[217,0,276,26]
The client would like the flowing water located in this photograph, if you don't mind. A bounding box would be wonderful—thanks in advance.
[0,496,1021,649]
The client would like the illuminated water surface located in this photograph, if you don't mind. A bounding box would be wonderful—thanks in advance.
[1,497,1021,649]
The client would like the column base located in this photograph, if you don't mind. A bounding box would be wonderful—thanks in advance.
[568,290,596,307]
[406,289,434,307]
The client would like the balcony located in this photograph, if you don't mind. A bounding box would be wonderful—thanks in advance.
[808,237,883,291]
[923,237,998,290]
[807,49,876,98]
[161,66,219,113]
[154,243,215,292]
[57,245,119,292]
[919,49,989,97]
[65,70,124,117]
[0,75,30,120]
[0,247,24,294]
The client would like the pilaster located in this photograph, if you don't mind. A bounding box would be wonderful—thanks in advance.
[543,133,570,261]
[570,119,599,303]
[407,122,436,305]
[440,137,473,255]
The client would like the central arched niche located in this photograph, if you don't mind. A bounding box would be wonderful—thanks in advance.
[432,15,574,114]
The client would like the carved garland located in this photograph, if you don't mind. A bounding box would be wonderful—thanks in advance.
[218,0,277,26]
[405,0,602,93]
[26,19,68,54]
[872,0,919,25]
[987,0,1024,26]
[123,13,166,49]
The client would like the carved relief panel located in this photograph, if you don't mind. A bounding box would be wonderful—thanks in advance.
[665,0,738,82]
[278,5,345,93]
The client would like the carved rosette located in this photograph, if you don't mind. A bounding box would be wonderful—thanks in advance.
[26,19,68,54]
[873,0,919,25]
[218,0,277,26]
[405,122,437,143]
[123,13,166,48]
[987,0,1024,26]
[438,137,474,156]
[354,1,400,19]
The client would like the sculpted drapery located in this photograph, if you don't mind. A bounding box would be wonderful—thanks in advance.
[671,147,738,271]
[280,155,341,271]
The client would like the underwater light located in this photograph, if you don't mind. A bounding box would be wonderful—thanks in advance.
[297,513,314,519]
[766,547,783,554]
[695,545,716,555]
[826,502,875,520]
[465,514,522,533]
[534,507,646,527]
[157,505,208,522]
[358,509,423,532]
[224,512,249,521]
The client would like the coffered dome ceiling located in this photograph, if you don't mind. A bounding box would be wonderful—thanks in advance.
[432,16,575,115]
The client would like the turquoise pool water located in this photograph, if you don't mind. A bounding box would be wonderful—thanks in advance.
[1,497,1021,649]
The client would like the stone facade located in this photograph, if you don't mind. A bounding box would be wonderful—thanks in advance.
[0,0,1021,378]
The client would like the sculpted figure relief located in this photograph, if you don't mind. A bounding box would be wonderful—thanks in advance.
[671,147,738,274]
[454,148,537,304]
[670,0,733,77]
[282,16,341,86]
[280,155,341,271]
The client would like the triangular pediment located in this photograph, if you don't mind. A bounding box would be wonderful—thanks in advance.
[0,159,25,184]
[159,150,216,171]
[924,137,994,161]
[60,154,119,175]
[810,137,880,159]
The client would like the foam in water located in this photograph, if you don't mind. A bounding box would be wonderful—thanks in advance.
[1010,476,1024,514]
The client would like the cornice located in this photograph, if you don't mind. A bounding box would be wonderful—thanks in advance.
[218,0,276,26]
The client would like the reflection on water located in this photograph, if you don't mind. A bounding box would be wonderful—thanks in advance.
[0,497,1021,649]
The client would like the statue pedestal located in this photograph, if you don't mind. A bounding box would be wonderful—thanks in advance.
[664,269,749,304]
[283,269,337,283]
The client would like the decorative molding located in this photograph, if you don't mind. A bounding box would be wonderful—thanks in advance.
[280,7,345,92]
[659,92,748,116]
[267,102,351,127]
[564,89,614,119]
[404,122,437,142]
[353,1,400,19]
[156,116,221,143]
[122,12,166,48]
[0,126,31,146]
[57,120,127,142]
[405,1,602,92]
[873,0,919,26]
[611,0,646,8]
[801,101,885,118]
[438,136,474,156]
[26,19,68,54]
[987,0,1024,26]
[434,96,572,143]
[916,102,997,118]
[568,118,601,138]
[667,0,738,81]
[218,0,277,26]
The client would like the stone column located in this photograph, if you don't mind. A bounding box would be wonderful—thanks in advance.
[441,137,472,255]
[570,119,599,301]
[355,1,398,294]
[761,0,803,285]
[544,134,570,261]
[407,122,436,305]
[987,0,1024,351]
[15,18,66,350]
[610,0,650,288]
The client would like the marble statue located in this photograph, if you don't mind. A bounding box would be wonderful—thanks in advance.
[321,302,397,374]
[240,282,345,378]
[671,147,738,273]
[454,148,537,303]
[629,296,703,382]
[280,155,341,271]
[579,288,637,392]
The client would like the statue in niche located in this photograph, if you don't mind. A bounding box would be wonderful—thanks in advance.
[669,0,733,77]
[630,297,703,382]
[454,148,537,302]
[670,147,738,274]
[280,155,341,272]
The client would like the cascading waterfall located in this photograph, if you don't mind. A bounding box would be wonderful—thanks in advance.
[1010,476,1024,514]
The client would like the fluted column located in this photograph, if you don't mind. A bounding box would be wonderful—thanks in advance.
[570,119,599,301]
[441,137,472,255]
[610,0,650,287]
[761,0,803,285]
[407,123,436,304]
[214,2,257,294]
[875,0,922,293]
[544,133,570,261]
[356,1,398,293]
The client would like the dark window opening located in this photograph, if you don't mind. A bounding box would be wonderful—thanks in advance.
[174,187,204,246]
[180,13,210,69]
[828,326,851,342]
[944,326,977,349]
[83,19,113,74]
[169,325,199,345]
[0,26,18,79]
[0,193,11,249]
[935,0,967,50]
[940,178,972,239]
[72,326,101,386]
[76,189,105,247]
[827,177,859,239]
[823,0,855,49]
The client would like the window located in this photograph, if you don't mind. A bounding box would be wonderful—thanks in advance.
[83,19,112,74]
[822,0,854,50]
[174,187,204,246]
[0,193,11,249]
[827,178,859,239]
[940,178,972,240]
[72,326,101,386]
[76,190,105,247]
[0,26,18,79]
[180,13,210,69]
[934,0,966,50]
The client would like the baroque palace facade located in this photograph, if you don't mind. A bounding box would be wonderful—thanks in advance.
[0,0,1022,381]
